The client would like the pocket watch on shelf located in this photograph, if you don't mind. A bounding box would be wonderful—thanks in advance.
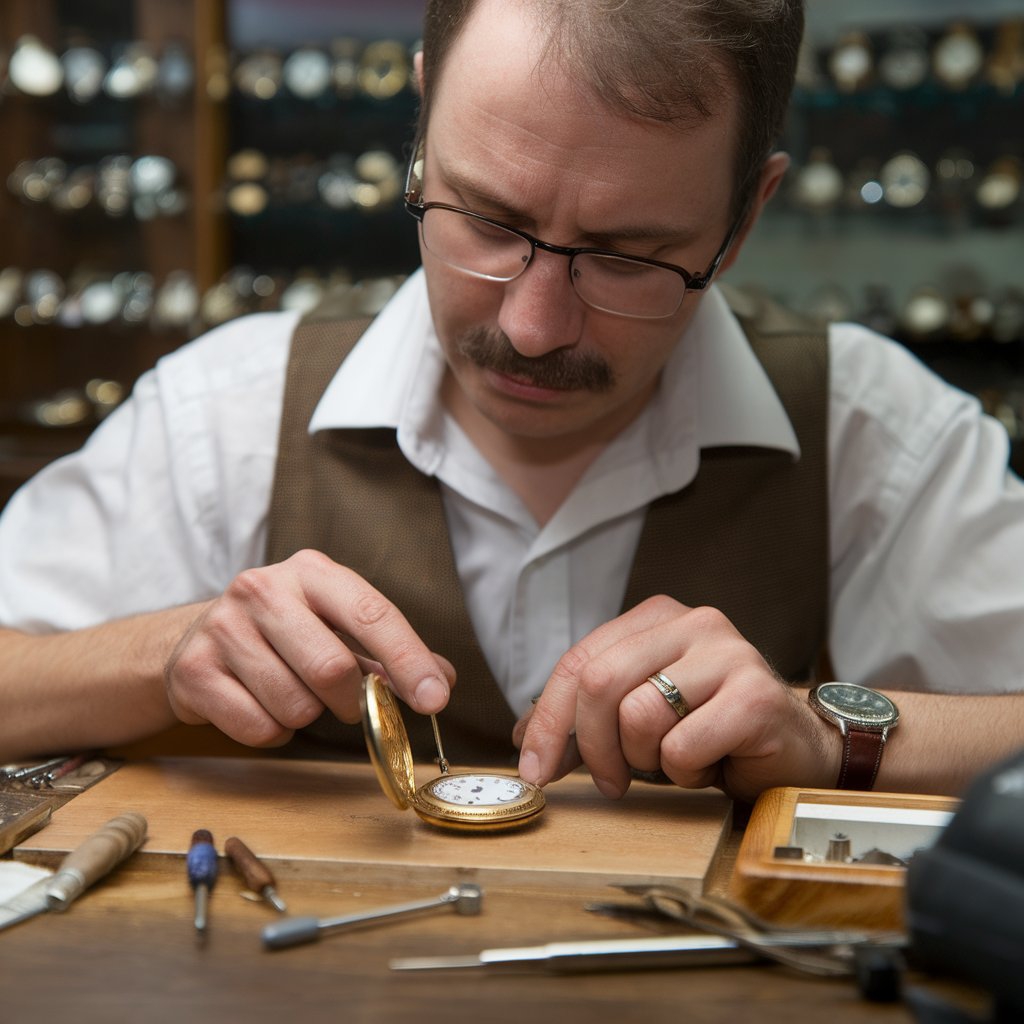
[360,673,545,832]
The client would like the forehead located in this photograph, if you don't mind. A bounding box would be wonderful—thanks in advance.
[425,0,738,229]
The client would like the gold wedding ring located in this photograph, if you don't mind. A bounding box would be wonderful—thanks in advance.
[646,672,689,719]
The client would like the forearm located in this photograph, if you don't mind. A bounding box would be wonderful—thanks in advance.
[810,688,1024,796]
[0,603,206,760]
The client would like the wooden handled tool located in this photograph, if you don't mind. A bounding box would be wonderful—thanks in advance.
[46,811,148,909]
[225,836,286,912]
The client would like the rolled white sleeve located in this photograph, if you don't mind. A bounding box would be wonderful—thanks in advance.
[0,312,298,631]
[828,323,1024,693]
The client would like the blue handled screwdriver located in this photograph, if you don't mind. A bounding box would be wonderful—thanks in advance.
[187,829,218,937]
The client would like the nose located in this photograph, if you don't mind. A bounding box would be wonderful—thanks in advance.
[497,247,585,358]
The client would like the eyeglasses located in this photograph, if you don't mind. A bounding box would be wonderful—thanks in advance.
[404,149,739,320]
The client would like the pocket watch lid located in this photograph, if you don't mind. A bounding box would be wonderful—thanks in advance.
[360,672,416,810]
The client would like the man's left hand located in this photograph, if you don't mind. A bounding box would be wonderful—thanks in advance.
[515,595,836,803]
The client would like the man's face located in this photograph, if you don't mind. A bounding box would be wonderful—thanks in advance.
[420,0,740,455]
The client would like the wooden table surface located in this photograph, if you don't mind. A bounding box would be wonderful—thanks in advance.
[0,758,919,1024]
[0,866,917,1024]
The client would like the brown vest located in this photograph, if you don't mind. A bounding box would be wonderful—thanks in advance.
[266,287,829,764]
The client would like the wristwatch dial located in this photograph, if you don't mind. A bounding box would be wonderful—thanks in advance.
[234,52,282,100]
[9,35,64,96]
[880,152,930,208]
[933,23,984,90]
[356,39,410,99]
[361,673,545,831]
[792,151,844,212]
[828,31,873,93]
[809,682,899,791]
[901,285,951,339]
[62,46,107,103]
[282,48,332,99]
[878,28,930,91]
[812,682,898,731]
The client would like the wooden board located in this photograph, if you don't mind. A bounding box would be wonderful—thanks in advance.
[14,758,732,895]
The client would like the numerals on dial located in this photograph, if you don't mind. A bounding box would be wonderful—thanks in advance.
[428,774,527,806]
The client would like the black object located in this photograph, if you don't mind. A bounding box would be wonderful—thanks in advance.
[854,943,905,1003]
[905,747,1024,1015]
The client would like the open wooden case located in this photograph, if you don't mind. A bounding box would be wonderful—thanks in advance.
[730,786,959,931]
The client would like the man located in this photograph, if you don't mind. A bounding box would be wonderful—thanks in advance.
[1,0,1022,802]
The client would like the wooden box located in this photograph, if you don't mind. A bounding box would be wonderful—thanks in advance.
[730,786,959,931]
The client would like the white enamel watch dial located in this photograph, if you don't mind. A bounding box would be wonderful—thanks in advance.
[429,774,528,805]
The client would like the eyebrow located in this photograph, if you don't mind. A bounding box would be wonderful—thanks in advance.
[437,162,705,251]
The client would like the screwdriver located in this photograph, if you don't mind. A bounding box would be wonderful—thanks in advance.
[224,836,287,913]
[187,829,218,936]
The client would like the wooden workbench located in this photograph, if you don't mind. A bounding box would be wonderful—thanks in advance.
[0,757,918,1024]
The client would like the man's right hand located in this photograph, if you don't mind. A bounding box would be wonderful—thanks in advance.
[163,549,454,747]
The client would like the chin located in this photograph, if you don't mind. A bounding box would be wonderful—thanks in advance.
[480,402,595,443]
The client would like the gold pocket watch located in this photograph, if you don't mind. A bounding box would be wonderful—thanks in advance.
[360,673,545,832]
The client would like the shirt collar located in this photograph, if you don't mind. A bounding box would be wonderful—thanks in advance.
[308,270,800,463]
[308,270,437,436]
[685,284,800,455]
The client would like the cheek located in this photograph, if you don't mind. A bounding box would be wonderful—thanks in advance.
[423,258,500,333]
[592,320,687,389]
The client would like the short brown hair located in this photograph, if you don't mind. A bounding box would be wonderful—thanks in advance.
[418,0,804,220]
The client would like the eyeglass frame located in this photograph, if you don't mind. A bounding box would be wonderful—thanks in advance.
[402,142,744,320]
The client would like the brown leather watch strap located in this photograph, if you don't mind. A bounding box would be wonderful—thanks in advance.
[836,727,886,790]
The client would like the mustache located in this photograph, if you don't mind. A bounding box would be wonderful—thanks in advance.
[454,327,614,392]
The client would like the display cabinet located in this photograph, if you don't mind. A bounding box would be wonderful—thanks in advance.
[731,0,1024,470]
[0,0,227,504]
[1,0,1021,510]
[0,0,420,506]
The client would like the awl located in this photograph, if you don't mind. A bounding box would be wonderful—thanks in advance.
[0,811,148,933]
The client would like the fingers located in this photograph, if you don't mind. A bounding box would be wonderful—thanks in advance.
[260,551,452,715]
[164,550,454,748]
[519,598,813,803]
[514,704,583,783]
[518,595,685,791]
[618,679,684,772]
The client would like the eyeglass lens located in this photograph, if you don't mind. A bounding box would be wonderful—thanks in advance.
[419,206,687,319]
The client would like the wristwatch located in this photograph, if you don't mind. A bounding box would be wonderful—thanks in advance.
[809,682,900,791]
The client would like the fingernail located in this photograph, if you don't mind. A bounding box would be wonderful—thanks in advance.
[519,749,542,786]
[413,676,448,712]
[592,776,624,800]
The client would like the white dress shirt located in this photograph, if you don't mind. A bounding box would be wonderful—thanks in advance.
[2,271,1023,715]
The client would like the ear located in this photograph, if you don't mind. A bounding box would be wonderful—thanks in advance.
[413,48,424,95]
[719,151,790,274]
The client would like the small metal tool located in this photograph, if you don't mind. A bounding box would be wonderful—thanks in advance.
[0,811,147,933]
[5,755,71,781]
[29,753,90,789]
[224,836,286,913]
[390,933,755,972]
[187,829,218,937]
[262,882,482,951]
